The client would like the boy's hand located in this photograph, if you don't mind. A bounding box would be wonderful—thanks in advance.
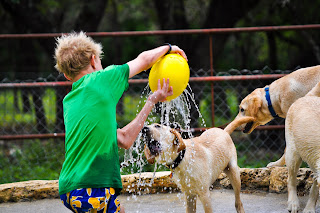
[171,45,188,61]
[148,78,173,103]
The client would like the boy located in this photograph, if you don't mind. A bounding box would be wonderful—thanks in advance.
[54,31,187,213]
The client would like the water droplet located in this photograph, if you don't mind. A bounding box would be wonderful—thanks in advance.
[122,83,205,202]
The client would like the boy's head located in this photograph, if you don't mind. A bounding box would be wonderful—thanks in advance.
[54,31,103,79]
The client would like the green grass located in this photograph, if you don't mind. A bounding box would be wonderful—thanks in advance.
[0,87,288,184]
[0,89,56,128]
[0,139,65,184]
[199,88,239,127]
[117,94,160,127]
[43,89,57,124]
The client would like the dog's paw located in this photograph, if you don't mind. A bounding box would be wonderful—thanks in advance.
[267,162,275,168]
[302,208,316,213]
[287,200,300,213]
[303,200,317,213]
[267,161,285,168]
[267,161,278,168]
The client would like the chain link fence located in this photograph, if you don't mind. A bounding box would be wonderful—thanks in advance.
[0,67,294,184]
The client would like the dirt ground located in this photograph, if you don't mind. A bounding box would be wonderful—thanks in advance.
[0,189,318,213]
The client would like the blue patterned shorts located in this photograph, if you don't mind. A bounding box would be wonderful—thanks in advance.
[60,188,121,213]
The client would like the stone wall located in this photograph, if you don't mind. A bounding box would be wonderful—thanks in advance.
[0,167,314,203]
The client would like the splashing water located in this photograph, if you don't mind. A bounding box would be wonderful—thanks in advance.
[120,83,206,195]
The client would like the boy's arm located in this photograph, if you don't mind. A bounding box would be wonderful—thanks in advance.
[117,78,173,149]
[126,44,187,78]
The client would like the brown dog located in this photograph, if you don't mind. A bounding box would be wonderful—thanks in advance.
[142,116,254,213]
[229,65,320,167]
[285,82,320,213]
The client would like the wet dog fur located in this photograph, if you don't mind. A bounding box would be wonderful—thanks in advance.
[142,117,254,213]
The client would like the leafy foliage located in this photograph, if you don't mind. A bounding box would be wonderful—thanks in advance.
[0,139,65,184]
[1,0,320,183]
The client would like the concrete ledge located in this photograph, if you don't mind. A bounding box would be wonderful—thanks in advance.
[0,167,314,203]
[0,180,59,203]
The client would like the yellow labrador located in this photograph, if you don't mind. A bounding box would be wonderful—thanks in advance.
[230,65,320,167]
[285,82,320,213]
[142,117,254,213]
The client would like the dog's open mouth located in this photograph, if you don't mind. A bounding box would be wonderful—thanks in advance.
[243,121,253,133]
[141,127,162,155]
[147,139,162,155]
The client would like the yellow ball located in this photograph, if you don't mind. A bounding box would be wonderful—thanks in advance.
[149,53,190,101]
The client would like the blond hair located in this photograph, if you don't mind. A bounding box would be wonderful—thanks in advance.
[54,31,103,79]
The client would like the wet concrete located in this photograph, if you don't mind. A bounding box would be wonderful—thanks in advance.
[0,189,318,213]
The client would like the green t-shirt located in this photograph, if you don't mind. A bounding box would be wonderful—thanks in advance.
[59,64,129,195]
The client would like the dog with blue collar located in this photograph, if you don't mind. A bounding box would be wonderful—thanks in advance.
[228,65,320,167]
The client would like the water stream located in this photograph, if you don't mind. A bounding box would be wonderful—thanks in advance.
[120,84,206,203]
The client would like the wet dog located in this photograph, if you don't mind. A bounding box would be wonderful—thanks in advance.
[285,82,320,213]
[142,117,254,213]
[228,65,320,167]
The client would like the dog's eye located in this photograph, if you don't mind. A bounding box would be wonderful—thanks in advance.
[240,108,245,113]
[155,124,161,128]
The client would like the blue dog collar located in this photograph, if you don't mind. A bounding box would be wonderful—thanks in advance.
[265,87,279,118]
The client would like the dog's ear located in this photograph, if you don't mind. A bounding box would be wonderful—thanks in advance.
[170,129,186,152]
[144,144,155,164]
[249,96,262,116]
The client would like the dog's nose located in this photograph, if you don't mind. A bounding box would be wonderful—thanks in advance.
[141,126,149,134]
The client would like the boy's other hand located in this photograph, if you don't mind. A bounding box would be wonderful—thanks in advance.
[148,78,173,103]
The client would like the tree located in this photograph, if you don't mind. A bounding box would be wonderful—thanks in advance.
[1,0,320,131]
[0,0,108,133]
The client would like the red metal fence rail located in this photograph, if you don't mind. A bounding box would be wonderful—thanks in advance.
[0,74,286,140]
[1,24,319,140]
[1,24,320,73]
[1,24,320,39]
[0,74,286,88]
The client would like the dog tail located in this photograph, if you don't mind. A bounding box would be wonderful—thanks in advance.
[224,116,255,135]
